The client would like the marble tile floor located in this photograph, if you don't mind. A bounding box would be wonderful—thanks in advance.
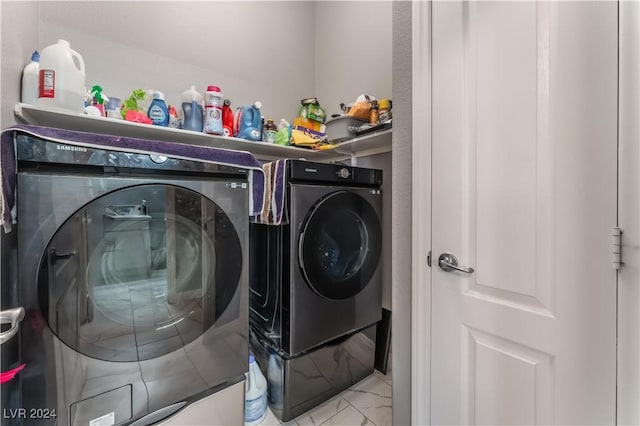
[259,365,392,426]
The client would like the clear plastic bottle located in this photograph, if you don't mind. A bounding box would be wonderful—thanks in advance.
[204,85,224,135]
[369,99,379,125]
[245,355,267,426]
[21,51,40,105]
[263,119,277,143]
[181,85,204,132]
[147,91,169,127]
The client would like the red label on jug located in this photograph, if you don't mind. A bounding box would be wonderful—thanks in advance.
[39,69,55,98]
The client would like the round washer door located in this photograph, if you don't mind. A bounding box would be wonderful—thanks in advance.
[299,190,382,300]
[37,184,243,362]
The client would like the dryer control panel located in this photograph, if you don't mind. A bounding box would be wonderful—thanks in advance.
[288,160,382,187]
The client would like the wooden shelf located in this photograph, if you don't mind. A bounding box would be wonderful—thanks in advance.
[14,103,391,162]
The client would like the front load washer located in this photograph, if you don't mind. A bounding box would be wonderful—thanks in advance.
[12,133,249,425]
[250,160,383,357]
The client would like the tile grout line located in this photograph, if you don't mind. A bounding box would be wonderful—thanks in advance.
[345,402,379,426]
[317,398,353,426]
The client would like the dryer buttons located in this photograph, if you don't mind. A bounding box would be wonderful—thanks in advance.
[338,168,351,179]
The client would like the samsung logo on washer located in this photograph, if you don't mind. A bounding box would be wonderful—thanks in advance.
[56,144,87,152]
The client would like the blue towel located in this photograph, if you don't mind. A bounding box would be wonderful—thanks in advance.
[0,125,266,232]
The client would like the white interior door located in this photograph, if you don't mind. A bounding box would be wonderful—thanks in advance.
[430,2,618,424]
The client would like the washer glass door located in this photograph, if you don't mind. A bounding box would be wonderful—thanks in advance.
[37,184,242,362]
[299,190,382,300]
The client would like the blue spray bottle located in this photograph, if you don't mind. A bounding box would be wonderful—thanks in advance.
[147,91,169,127]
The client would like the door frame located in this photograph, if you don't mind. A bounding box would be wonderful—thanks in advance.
[618,1,640,423]
[410,1,432,425]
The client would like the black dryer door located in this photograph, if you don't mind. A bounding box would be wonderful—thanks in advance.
[298,190,382,300]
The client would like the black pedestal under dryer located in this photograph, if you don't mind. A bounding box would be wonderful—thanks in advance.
[250,160,383,356]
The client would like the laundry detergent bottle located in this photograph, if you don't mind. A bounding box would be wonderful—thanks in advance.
[38,39,86,112]
[234,101,263,141]
[147,91,169,127]
[181,85,203,132]
[245,355,267,426]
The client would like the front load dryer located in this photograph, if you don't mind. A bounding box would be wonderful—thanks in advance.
[250,160,383,357]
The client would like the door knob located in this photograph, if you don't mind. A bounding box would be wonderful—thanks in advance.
[438,253,475,274]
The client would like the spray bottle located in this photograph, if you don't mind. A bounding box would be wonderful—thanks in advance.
[147,91,169,127]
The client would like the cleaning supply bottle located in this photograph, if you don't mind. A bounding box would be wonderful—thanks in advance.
[245,355,267,426]
[222,99,234,136]
[38,39,86,112]
[181,85,203,132]
[275,119,291,146]
[21,51,40,105]
[378,98,391,122]
[263,119,277,143]
[234,101,263,141]
[204,85,224,135]
[89,85,106,116]
[147,91,169,126]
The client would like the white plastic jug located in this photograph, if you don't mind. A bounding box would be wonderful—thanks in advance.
[245,355,267,426]
[21,51,40,105]
[38,39,86,113]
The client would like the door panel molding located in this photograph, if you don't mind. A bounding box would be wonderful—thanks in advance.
[464,1,554,313]
[463,326,553,425]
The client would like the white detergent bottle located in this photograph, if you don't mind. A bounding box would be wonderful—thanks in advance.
[245,355,267,426]
[38,39,86,113]
[21,51,40,105]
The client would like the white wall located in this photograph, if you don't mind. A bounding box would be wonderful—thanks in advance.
[36,1,316,123]
[314,1,392,116]
[0,1,39,127]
